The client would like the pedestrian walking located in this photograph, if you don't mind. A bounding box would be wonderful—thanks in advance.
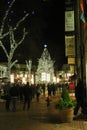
[36,84,42,102]
[5,94,11,111]
[23,82,32,110]
[5,82,11,111]
[10,83,19,112]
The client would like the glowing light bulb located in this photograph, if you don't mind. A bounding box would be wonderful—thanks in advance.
[44,44,47,48]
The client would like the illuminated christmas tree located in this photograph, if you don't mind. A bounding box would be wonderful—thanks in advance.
[36,45,54,84]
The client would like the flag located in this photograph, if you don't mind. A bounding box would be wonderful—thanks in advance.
[83,22,87,30]
[80,0,84,12]
[81,12,86,23]
[80,0,87,29]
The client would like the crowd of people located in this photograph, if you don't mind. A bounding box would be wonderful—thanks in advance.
[0,78,87,120]
[0,82,62,111]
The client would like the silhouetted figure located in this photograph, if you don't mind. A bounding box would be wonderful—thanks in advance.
[47,84,51,96]
[5,82,11,111]
[73,78,84,119]
[10,83,19,112]
[23,82,32,110]
[36,84,42,102]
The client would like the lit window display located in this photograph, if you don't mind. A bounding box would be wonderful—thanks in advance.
[22,77,26,84]
[42,72,46,81]
[10,74,14,83]
[47,73,50,82]
[53,76,56,83]
[31,74,34,84]
[42,72,50,82]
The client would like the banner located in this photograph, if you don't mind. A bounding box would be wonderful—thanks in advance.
[65,11,75,31]
[65,35,75,56]
[68,57,75,64]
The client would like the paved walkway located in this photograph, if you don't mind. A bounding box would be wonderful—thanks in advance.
[0,96,87,130]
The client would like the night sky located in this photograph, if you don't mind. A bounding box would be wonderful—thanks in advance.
[0,0,65,70]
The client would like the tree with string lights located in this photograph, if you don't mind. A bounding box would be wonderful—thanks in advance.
[0,0,29,81]
[36,45,54,84]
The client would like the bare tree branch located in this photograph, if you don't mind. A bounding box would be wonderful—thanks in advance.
[8,26,28,62]
[18,28,28,45]
[2,13,29,39]
[0,40,9,58]
[0,0,15,38]
[0,0,29,39]
[11,59,18,68]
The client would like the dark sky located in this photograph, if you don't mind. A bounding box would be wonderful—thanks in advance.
[0,0,66,70]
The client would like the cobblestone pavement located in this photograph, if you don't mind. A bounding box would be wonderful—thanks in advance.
[0,96,87,130]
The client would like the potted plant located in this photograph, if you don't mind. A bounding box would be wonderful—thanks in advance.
[55,87,76,122]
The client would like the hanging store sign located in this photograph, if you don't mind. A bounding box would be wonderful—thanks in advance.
[70,65,75,74]
[65,35,75,56]
[68,57,75,64]
[65,11,75,31]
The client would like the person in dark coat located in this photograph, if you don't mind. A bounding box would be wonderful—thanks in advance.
[10,83,19,112]
[23,82,32,110]
[36,84,42,102]
[73,78,85,119]
[5,82,11,111]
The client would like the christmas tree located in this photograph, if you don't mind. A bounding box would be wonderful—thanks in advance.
[36,45,54,84]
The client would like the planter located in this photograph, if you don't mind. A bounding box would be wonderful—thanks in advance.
[58,108,74,123]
